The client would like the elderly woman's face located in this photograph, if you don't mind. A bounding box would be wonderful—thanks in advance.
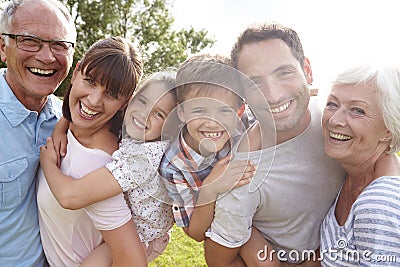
[322,80,390,162]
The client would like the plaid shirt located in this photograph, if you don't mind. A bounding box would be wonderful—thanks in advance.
[159,133,232,227]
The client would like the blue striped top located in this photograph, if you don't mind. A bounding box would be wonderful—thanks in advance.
[320,176,400,266]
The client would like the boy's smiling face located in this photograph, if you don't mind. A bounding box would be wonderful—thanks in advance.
[178,89,241,156]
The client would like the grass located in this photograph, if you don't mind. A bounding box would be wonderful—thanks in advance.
[149,225,207,267]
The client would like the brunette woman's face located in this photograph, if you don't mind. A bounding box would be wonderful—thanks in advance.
[68,69,127,133]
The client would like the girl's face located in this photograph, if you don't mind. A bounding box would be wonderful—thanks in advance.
[124,82,175,141]
[69,68,128,134]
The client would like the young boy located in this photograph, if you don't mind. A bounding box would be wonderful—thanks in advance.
[159,54,255,241]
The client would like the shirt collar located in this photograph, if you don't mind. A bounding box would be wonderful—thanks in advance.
[0,68,61,126]
[179,131,231,167]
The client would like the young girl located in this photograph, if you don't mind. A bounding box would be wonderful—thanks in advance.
[40,70,177,264]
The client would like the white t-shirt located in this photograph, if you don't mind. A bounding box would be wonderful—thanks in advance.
[37,130,131,267]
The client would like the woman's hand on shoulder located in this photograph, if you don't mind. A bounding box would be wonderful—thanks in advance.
[40,137,59,171]
[51,117,70,166]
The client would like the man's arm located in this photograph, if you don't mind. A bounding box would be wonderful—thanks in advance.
[239,227,286,267]
[204,238,245,267]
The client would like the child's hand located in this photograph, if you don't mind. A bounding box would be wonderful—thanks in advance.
[51,117,69,167]
[40,137,59,170]
[202,155,255,196]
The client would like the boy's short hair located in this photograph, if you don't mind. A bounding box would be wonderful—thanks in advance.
[176,53,243,107]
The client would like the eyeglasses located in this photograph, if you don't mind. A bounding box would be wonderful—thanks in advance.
[2,33,75,56]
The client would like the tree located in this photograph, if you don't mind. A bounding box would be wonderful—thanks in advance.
[0,0,215,95]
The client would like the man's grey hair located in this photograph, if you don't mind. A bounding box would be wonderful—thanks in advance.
[0,0,77,45]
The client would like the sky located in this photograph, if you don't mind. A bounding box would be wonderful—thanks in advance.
[171,0,400,93]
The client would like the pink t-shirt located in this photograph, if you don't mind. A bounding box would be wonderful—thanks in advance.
[37,130,131,267]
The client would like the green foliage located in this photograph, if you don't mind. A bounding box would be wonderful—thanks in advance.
[150,225,207,266]
[130,0,213,74]
[64,0,214,96]
[0,0,215,96]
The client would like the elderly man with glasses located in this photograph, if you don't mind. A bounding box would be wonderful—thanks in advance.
[0,0,76,266]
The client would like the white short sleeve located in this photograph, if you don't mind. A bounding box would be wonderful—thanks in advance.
[84,193,132,231]
[205,184,259,248]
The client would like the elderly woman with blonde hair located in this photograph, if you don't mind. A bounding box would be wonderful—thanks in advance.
[320,63,400,266]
